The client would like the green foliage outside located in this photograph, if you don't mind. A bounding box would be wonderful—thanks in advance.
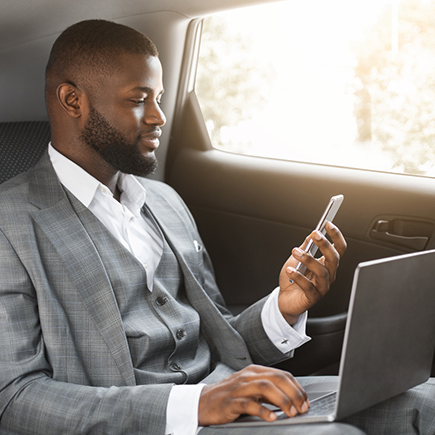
[352,0,435,174]
[197,1,435,176]
[196,16,273,154]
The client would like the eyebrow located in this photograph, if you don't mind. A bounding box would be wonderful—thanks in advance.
[132,86,164,96]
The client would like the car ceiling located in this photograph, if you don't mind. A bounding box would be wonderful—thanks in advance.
[0,0,283,51]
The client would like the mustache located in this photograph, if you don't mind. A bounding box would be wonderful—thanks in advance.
[140,127,162,140]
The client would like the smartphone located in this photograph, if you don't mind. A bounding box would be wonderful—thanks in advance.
[295,194,344,275]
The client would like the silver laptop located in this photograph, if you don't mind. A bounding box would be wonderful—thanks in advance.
[218,249,435,426]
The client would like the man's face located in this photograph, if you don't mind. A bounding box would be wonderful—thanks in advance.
[80,54,166,177]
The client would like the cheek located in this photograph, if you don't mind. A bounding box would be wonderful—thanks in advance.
[111,110,143,136]
[131,107,145,123]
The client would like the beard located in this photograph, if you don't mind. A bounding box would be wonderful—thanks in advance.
[80,105,158,177]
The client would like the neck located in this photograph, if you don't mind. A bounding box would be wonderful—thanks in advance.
[51,137,120,192]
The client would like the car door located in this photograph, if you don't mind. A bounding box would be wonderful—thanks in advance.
[164,5,435,376]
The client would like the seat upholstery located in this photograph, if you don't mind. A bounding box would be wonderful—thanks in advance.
[0,121,50,184]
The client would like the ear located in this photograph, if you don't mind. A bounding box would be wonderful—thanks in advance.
[56,82,85,118]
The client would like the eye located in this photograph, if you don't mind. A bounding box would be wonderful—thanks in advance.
[132,99,146,105]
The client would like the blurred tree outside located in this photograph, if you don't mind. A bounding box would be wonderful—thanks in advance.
[196,1,435,176]
[352,0,435,174]
[196,15,274,154]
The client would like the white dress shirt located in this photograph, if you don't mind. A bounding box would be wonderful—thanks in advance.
[48,144,310,435]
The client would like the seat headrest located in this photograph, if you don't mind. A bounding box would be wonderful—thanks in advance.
[0,121,50,184]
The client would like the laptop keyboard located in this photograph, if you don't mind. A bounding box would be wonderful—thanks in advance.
[276,391,337,420]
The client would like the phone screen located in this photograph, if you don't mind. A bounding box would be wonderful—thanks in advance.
[296,194,344,274]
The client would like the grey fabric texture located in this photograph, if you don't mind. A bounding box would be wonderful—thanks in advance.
[0,153,286,434]
[0,149,434,435]
[203,377,435,435]
[73,195,213,385]
[343,377,435,435]
[299,376,435,435]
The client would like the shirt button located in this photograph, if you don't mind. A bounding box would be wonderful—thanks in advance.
[176,329,187,340]
[156,296,169,306]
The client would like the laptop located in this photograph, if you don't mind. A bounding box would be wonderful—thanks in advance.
[217,249,435,426]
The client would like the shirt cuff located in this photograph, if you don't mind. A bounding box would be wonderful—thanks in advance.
[261,287,311,354]
[166,384,205,435]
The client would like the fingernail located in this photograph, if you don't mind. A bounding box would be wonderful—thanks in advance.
[287,266,296,275]
[313,231,322,241]
[269,411,277,421]
[290,405,297,417]
[293,248,304,258]
[301,401,309,413]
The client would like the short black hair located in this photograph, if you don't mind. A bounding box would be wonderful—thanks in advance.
[45,19,158,101]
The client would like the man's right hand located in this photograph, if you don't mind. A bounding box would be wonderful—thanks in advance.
[197,365,309,426]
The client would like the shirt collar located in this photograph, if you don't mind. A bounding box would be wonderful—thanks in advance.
[48,143,147,215]
[118,173,147,218]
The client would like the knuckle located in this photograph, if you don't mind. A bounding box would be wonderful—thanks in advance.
[319,267,329,280]
[239,399,251,412]
[245,364,258,372]
[274,371,289,383]
[295,388,307,402]
[257,405,272,419]
[257,379,272,391]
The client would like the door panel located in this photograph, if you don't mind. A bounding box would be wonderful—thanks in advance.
[166,92,435,374]
[167,93,435,313]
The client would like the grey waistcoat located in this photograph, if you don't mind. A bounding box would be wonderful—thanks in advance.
[87,208,212,386]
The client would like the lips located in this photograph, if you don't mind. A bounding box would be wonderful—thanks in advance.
[140,128,162,151]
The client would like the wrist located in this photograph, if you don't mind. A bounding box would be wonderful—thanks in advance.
[281,312,300,326]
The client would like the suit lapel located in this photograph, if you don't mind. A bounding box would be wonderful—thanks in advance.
[145,184,253,370]
[28,154,136,386]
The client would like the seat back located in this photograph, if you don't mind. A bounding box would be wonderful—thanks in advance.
[0,121,50,184]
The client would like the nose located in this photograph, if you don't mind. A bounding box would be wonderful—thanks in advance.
[145,101,166,127]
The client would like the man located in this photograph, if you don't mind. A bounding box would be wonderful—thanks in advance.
[0,19,431,435]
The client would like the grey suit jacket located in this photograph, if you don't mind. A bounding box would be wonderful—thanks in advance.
[0,153,288,434]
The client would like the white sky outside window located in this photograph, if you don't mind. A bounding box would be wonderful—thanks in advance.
[196,0,435,177]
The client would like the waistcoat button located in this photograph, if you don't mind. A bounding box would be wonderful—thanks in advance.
[171,362,182,371]
[156,296,169,306]
[176,328,187,340]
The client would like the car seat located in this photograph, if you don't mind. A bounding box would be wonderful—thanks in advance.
[0,121,50,184]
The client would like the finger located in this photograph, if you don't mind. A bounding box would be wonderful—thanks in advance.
[291,247,330,297]
[286,265,327,303]
[299,234,311,251]
[298,227,344,286]
[283,235,312,272]
[267,370,309,414]
[242,380,304,418]
[310,230,340,283]
[237,366,309,416]
[325,221,347,258]
[230,397,279,422]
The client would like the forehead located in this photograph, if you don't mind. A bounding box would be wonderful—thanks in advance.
[96,53,163,95]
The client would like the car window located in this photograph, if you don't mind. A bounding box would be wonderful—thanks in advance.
[195,0,435,177]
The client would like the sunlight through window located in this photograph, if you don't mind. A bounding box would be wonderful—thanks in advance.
[196,0,435,176]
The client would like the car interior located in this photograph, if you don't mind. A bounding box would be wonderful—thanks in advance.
[1,0,434,378]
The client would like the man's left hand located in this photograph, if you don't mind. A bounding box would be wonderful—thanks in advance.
[278,221,347,325]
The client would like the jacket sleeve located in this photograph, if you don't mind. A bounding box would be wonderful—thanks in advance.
[0,228,172,435]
